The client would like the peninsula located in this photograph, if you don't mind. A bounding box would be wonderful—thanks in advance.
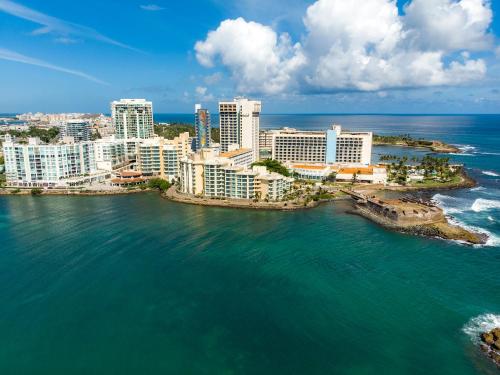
[373,134,460,153]
[0,100,484,246]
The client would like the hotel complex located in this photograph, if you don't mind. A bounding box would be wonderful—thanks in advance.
[267,125,372,165]
[2,97,385,196]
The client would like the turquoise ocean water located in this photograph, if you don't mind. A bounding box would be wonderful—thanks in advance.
[1,114,499,374]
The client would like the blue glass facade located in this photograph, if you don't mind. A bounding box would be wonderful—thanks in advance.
[326,129,337,164]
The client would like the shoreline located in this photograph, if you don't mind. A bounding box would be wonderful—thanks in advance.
[373,139,460,154]
[0,188,153,196]
[348,204,487,245]
[162,186,347,210]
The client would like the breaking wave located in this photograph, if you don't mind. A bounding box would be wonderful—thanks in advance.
[432,194,500,247]
[463,314,500,345]
[482,171,500,177]
[457,145,477,153]
[471,198,500,213]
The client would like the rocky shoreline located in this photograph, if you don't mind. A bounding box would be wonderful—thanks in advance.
[346,192,487,245]
[374,139,461,153]
[0,188,152,196]
[480,328,500,367]
[162,186,324,210]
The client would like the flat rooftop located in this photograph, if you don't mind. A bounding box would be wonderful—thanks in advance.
[220,148,252,158]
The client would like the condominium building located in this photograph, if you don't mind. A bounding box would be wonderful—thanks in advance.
[136,132,191,182]
[111,99,154,139]
[93,137,128,171]
[2,135,99,187]
[179,148,292,200]
[219,98,261,162]
[194,104,211,150]
[61,120,91,141]
[271,125,372,165]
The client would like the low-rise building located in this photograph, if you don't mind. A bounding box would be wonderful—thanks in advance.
[286,163,387,184]
[179,148,292,200]
[220,147,253,168]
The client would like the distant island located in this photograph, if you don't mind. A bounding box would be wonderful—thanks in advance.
[373,134,460,153]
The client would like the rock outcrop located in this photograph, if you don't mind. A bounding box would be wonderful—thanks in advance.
[480,327,500,367]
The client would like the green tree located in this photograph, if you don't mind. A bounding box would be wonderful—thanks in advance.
[147,178,171,192]
[325,171,337,182]
[251,159,290,177]
[31,188,43,195]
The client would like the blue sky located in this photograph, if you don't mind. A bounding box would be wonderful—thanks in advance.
[0,0,499,114]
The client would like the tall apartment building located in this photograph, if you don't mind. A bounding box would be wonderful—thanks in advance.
[271,125,372,165]
[194,104,211,151]
[136,132,191,182]
[3,135,98,187]
[111,99,154,139]
[62,120,91,142]
[219,98,261,162]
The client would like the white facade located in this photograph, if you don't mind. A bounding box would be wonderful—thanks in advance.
[179,149,292,200]
[3,135,99,187]
[219,98,261,162]
[136,133,191,182]
[93,137,128,171]
[271,125,372,165]
[111,99,154,139]
[286,163,387,184]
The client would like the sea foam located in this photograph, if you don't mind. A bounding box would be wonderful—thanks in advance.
[482,171,500,177]
[471,198,500,213]
[463,314,500,345]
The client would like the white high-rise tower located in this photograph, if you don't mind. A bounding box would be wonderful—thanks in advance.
[219,98,261,162]
[111,99,154,139]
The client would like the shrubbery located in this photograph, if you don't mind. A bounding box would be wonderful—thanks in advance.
[251,159,290,177]
[147,178,171,192]
[30,188,43,195]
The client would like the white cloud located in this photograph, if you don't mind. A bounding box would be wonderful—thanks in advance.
[404,0,493,51]
[195,0,492,94]
[195,86,214,101]
[0,0,140,52]
[140,4,164,11]
[204,72,222,85]
[195,86,207,95]
[195,17,306,94]
[54,37,78,44]
[0,47,107,84]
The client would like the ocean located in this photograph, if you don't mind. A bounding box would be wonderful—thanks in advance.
[1,114,499,374]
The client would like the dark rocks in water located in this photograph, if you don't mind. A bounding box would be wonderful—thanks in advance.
[482,332,495,345]
[492,328,500,340]
[494,341,500,351]
[480,328,500,367]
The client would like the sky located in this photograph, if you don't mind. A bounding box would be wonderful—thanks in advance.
[0,0,499,114]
